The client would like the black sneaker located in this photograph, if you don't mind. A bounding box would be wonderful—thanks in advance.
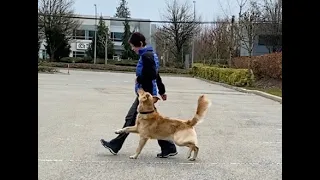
[156,150,178,158]
[100,139,119,155]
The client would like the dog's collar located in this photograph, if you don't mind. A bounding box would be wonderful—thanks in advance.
[139,110,155,114]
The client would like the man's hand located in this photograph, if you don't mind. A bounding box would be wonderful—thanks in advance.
[160,94,167,101]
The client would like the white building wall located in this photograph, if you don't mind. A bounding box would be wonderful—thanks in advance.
[110,26,124,33]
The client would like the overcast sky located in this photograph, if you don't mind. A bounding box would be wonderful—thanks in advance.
[73,0,243,21]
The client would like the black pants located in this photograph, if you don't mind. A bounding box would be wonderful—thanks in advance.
[109,97,177,152]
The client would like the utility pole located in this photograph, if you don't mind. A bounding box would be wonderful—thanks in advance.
[191,0,196,68]
[229,15,235,67]
[94,4,97,64]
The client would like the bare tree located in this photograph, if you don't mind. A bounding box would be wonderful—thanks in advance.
[38,0,81,60]
[234,0,248,56]
[153,26,177,67]
[194,25,214,63]
[160,0,200,64]
[236,1,262,61]
[217,0,233,18]
[38,26,44,58]
[152,27,166,64]
[193,18,231,65]
[218,20,232,64]
[260,0,282,52]
[194,25,217,64]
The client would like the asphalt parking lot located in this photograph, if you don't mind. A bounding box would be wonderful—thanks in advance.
[38,69,282,180]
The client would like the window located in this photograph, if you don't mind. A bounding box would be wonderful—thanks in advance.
[258,35,269,45]
[72,51,86,58]
[88,30,95,40]
[42,50,48,59]
[258,35,282,46]
[110,32,124,42]
[73,30,86,39]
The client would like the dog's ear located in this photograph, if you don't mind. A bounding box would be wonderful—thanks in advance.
[137,88,144,95]
[153,96,160,104]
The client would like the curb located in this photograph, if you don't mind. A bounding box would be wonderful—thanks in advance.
[194,77,282,104]
[56,67,192,77]
[38,70,69,75]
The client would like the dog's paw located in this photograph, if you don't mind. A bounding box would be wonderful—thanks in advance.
[188,157,196,161]
[129,155,138,159]
[115,129,124,134]
[187,152,192,159]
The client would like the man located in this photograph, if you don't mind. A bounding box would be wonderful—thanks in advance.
[100,32,177,158]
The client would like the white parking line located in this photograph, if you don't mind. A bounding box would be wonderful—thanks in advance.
[38,159,282,165]
[261,141,281,144]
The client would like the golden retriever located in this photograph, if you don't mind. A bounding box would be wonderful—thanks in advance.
[115,88,211,161]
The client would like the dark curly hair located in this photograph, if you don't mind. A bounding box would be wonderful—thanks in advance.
[128,32,147,47]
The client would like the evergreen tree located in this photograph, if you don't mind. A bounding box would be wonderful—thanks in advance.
[121,21,131,59]
[44,27,71,61]
[87,16,115,59]
[114,0,138,60]
[114,0,130,18]
[121,22,139,60]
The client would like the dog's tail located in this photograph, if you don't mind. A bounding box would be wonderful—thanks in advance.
[187,95,211,127]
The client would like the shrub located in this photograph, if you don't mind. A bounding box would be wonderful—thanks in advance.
[231,56,250,69]
[231,52,282,80]
[59,57,138,66]
[162,61,185,69]
[160,67,191,74]
[193,63,228,68]
[38,66,58,73]
[192,64,253,87]
[252,53,282,79]
[199,59,229,66]
[39,62,191,74]
[60,57,93,63]
[108,59,138,67]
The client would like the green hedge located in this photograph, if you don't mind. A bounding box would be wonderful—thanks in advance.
[108,60,138,67]
[192,64,254,87]
[39,62,191,75]
[59,57,139,67]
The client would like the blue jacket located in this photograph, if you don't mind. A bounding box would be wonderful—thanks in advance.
[135,46,160,96]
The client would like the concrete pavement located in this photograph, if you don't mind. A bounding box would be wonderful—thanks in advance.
[38,69,282,180]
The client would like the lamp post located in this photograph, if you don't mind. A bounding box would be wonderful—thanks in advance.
[94,4,97,64]
[191,1,196,67]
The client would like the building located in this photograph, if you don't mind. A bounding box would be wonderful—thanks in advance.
[39,15,152,59]
[240,22,282,56]
[150,24,158,51]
